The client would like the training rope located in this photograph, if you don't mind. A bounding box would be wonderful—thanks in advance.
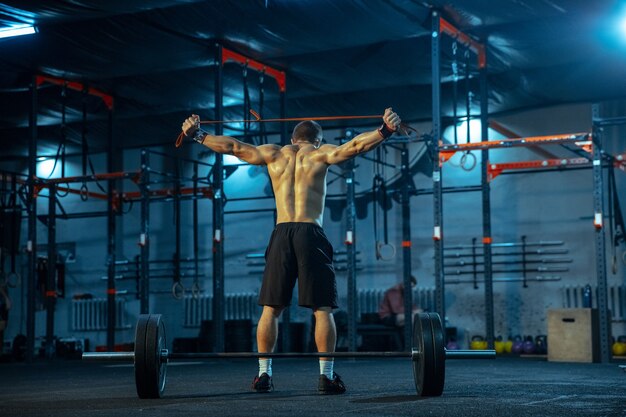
[175,109,417,147]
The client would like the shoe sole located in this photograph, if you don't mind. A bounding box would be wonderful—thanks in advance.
[318,388,346,395]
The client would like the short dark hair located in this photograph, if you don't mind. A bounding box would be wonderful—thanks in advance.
[292,120,322,143]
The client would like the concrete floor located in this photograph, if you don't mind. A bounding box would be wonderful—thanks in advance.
[1,357,625,417]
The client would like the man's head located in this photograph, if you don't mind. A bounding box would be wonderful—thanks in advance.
[291,120,323,148]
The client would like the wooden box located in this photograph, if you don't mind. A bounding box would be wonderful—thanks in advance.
[547,308,599,363]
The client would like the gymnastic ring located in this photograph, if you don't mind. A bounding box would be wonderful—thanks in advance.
[460,151,477,171]
[79,183,89,201]
[5,272,20,288]
[191,282,201,299]
[172,282,185,300]
[376,241,396,261]
[56,183,70,198]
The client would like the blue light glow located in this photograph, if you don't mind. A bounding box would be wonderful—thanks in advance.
[224,154,244,165]
[0,24,37,39]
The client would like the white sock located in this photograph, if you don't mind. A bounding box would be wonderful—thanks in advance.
[319,359,334,379]
[259,359,272,377]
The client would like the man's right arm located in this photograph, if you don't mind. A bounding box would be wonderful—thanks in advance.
[182,115,279,166]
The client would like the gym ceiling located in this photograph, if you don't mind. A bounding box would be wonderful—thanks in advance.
[1,1,625,160]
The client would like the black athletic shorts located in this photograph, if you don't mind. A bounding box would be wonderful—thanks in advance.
[258,222,337,309]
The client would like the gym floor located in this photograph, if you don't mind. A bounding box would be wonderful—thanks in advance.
[1,358,624,417]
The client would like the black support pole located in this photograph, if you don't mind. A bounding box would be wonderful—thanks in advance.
[213,43,226,352]
[193,163,199,294]
[280,89,288,146]
[106,107,117,351]
[26,76,38,363]
[479,51,494,350]
[45,184,57,358]
[344,157,357,352]
[591,104,611,363]
[431,11,446,321]
[401,146,413,349]
[140,150,150,314]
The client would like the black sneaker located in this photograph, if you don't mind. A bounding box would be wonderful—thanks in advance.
[252,373,274,393]
[318,372,346,395]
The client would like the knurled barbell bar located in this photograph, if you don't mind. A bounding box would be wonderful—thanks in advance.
[82,312,495,398]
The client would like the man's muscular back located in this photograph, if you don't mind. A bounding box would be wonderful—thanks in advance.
[265,144,329,226]
[182,108,401,227]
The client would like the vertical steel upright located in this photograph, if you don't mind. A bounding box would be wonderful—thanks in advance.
[106,107,117,351]
[139,150,150,313]
[213,43,226,352]
[26,76,38,362]
[344,157,357,352]
[280,90,288,146]
[479,50,494,349]
[591,104,611,363]
[401,146,413,349]
[193,164,199,294]
[45,184,57,358]
[431,11,446,321]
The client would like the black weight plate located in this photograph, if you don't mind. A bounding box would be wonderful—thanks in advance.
[146,314,167,398]
[425,313,445,396]
[413,312,436,396]
[134,314,151,398]
[411,315,425,396]
[419,313,437,396]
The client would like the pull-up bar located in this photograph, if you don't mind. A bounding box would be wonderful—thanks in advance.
[439,17,486,69]
[438,132,592,165]
[222,47,286,93]
[36,74,114,110]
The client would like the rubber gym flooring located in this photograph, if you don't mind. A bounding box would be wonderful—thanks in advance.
[1,357,625,417]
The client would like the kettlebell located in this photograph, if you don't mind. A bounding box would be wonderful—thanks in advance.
[534,335,547,355]
[613,335,626,356]
[522,335,536,354]
[494,336,505,354]
[446,339,460,350]
[511,335,524,354]
[470,335,485,350]
[503,337,513,354]
[612,341,626,356]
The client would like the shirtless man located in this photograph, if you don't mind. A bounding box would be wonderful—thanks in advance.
[182,108,401,394]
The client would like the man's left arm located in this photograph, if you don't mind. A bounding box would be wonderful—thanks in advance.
[322,108,401,165]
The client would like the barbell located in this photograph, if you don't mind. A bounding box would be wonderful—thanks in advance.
[82,312,495,398]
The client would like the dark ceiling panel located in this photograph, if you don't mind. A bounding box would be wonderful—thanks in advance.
[0,0,625,159]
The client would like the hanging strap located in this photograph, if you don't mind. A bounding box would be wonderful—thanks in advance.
[242,63,252,142]
[452,41,459,145]
[609,166,625,247]
[464,48,471,144]
[259,70,266,144]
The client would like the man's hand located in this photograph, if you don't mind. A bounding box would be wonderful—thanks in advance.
[383,108,401,131]
[182,114,201,138]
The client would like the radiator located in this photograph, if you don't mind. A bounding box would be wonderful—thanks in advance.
[357,287,435,316]
[562,285,626,321]
[184,292,260,327]
[71,298,130,331]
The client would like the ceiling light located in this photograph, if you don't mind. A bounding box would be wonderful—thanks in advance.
[0,24,37,40]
